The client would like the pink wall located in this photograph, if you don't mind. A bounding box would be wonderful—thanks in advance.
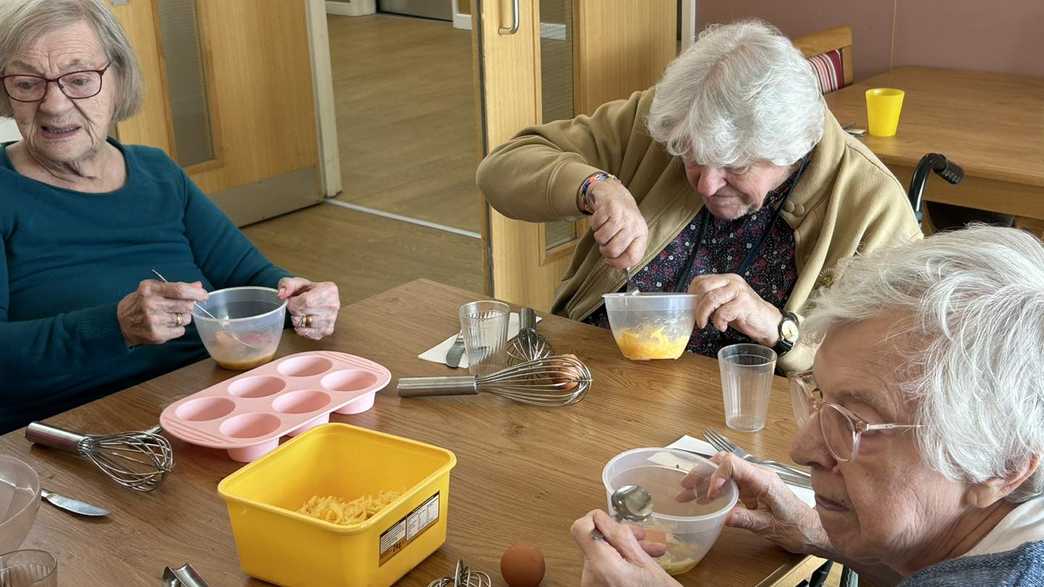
[892,0,1044,77]
[698,0,895,80]
[699,0,1044,81]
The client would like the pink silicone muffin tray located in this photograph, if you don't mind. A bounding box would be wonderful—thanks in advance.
[159,351,391,462]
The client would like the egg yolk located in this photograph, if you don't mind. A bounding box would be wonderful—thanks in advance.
[614,325,689,360]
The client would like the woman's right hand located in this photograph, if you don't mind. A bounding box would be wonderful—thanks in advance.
[688,452,833,557]
[571,510,679,587]
[586,178,648,270]
[117,279,208,346]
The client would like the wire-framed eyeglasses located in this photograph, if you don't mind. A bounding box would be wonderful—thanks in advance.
[1,63,111,103]
[788,369,922,462]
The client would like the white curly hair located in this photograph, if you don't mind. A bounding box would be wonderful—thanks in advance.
[803,226,1044,503]
[647,19,824,168]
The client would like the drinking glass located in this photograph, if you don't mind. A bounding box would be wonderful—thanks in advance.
[718,344,777,432]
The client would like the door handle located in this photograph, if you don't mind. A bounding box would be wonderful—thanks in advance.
[499,0,520,35]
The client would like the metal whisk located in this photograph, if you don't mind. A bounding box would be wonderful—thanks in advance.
[506,307,552,363]
[26,422,174,492]
[427,560,492,587]
[398,354,591,407]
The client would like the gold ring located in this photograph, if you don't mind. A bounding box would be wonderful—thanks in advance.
[174,312,183,327]
[302,314,313,329]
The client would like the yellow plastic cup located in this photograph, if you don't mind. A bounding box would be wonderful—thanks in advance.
[865,88,905,137]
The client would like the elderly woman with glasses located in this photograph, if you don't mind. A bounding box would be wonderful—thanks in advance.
[477,20,920,372]
[572,226,1044,586]
[0,0,340,433]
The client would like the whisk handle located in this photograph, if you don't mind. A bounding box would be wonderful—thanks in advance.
[26,422,86,453]
[397,376,480,397]
[519,307,536,330]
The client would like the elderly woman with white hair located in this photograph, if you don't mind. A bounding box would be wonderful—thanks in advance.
[477,20,920,372]
[0,0,340,433]
[572,226,1044,586]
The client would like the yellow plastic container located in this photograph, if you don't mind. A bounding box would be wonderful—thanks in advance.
[217,423,457,586]
[865,88,905,137]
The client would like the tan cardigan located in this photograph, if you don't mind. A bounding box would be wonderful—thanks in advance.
[477,90,922,371]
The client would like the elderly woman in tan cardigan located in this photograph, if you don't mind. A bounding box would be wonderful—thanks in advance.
[476,20,919,372]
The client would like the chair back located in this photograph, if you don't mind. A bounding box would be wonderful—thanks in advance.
[793,26,854,94]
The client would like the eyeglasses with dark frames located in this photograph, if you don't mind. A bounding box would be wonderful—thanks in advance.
[788,369,923,462]
[1,63,111,103]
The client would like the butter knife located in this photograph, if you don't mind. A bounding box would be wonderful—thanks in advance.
[445,331,465,369]
[41,488,110,517]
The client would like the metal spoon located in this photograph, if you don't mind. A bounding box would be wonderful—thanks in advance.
[592,484,653,541]
[623,267,640,295]
[41,488,110,517]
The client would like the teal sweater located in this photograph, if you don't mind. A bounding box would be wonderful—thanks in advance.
[0,140,291,433]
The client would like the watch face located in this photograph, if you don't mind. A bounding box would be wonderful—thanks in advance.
[781,319,799,342]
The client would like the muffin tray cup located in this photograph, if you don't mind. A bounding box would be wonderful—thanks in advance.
[159,351,391,462]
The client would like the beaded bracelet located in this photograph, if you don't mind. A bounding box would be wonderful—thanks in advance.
[576,171,617,215]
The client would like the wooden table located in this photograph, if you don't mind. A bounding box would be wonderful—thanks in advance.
[3,280,805,586]
[825,66,1044,232]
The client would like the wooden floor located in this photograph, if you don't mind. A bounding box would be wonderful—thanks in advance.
[243,203,484,305]
[329,14,483,234]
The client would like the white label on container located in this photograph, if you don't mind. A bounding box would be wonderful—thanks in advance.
[379,492,441,566]
[379,520,406,558]
[426,496,439,524]
[407,493,439,540]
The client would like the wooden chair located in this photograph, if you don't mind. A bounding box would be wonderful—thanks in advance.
[793,26,854,93]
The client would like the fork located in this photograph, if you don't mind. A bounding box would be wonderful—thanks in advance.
[704,428,811,479]
[673,447,812,490]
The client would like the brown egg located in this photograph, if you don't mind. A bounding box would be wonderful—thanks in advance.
[549,354,582,391]
[500,543,546,587]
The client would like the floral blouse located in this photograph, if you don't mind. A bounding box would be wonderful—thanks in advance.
[584,168,802,357]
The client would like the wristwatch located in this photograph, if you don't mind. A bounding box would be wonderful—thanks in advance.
[773,312,800,356]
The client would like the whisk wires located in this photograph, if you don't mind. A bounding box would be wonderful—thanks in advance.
[427,560,492,587]
[506,307,553,363]
[477,355,591,406]
[79,430,174,492]
[506,330,552,363]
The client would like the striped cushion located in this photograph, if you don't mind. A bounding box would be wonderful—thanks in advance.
[807,49,845,94]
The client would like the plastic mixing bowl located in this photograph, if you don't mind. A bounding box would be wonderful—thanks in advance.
[602,448,737,575]
[603,293,697,360]
[193,286,287,370]
[0,456,41,554]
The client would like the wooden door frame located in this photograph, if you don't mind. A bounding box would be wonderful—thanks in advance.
[306,0,342,197]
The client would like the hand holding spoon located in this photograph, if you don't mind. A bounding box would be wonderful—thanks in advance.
[592,484,653,541]
[150,269,263,351]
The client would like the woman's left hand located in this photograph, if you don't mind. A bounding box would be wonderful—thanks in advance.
[688,453,832,558]
[687,273,781,346]
[277,277,340,340]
